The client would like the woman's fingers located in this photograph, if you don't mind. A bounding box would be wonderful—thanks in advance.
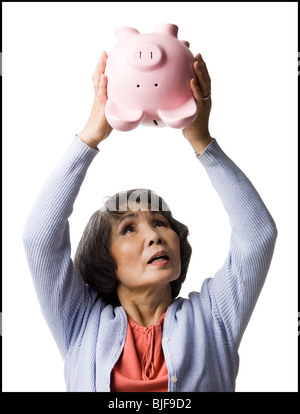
[92,51,108,90]
[196,54,210,80]
[193,53,211,99]
[190,77,202,101]
[97,73,108,103]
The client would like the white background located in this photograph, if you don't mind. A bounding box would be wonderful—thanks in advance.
[2,2,298,392]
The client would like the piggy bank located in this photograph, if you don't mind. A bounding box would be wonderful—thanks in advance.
[104,24,197,131]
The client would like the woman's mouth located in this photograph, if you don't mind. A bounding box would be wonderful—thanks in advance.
[147,251,170,266]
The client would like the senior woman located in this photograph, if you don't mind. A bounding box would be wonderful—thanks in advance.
[23,51,277,392]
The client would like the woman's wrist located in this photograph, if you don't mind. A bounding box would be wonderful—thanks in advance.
[186,133,214,155]
[77,129,105,150]
[77,134,99,150]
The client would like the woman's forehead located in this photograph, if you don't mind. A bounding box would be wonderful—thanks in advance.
[117,209,166,222]
[111,209,167,229]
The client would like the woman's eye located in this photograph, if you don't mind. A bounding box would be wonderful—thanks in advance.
[154,220,168,228]
[121,225,135,235]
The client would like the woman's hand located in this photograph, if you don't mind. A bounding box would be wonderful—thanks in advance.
[182,53,213,155]
[78,51,113,149]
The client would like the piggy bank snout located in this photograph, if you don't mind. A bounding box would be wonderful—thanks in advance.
[130,43,165,71]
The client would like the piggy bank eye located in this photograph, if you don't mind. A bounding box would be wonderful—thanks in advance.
[137,84,140,88]
[154,83,158,87]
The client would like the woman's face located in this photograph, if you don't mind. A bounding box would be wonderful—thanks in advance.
[110,209,181,294]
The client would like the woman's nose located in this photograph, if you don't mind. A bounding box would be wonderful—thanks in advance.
[145,227,162,246]
[149,237,162,246]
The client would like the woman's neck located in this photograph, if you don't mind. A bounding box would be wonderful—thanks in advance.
[117,284,173,327]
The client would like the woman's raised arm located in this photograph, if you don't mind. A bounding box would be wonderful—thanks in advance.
[184,53,277,347]
[23,52,112,357]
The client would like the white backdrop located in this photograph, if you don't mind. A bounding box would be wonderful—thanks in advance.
[2,2,298,392]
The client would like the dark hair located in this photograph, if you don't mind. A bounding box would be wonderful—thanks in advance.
[74,189,192,306]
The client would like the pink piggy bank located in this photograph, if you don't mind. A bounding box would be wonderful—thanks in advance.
[104,24,197,131]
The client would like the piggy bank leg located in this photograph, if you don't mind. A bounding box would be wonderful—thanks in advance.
[158,97,198,129]
[105,99,144,131]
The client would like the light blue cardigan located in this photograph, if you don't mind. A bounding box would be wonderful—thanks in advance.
[23,136,277,392]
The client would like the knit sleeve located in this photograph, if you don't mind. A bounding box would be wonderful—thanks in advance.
[23,135,100,358]
[197,139,277,348]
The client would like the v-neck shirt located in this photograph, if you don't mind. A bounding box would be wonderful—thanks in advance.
[110,311,168,392]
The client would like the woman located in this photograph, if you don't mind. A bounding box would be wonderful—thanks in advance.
[23,51,277,392]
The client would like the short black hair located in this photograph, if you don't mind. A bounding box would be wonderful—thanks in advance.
[74,189,192,306]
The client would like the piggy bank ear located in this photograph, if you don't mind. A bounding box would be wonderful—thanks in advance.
[158,96,197,129]
[105,98,143,131]
[114,27,140,41]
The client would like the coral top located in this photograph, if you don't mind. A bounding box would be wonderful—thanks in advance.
[110,311,169,392]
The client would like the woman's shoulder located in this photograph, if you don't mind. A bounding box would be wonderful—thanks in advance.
[168,282,212,317]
